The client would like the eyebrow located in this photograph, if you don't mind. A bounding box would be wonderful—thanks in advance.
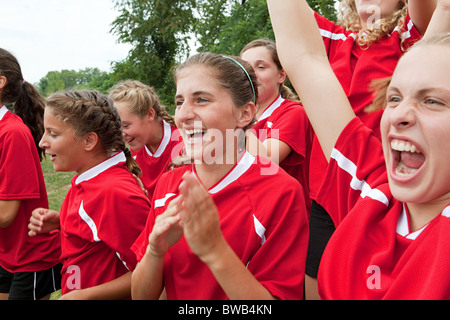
[175,91,213,99]
[388,86,450,95]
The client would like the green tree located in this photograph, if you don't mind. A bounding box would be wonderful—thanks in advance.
[110,0,197,111]
[37,68,113,97]
[109,0,337,111]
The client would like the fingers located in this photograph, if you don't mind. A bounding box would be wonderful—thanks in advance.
[28,208,47,237]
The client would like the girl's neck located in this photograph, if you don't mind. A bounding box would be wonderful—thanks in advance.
[146,117,164,154]
[256,93,281,119]
[407,201,449,232]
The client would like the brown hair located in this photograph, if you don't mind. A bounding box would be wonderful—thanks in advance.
[338,0,407,48]
[46,90,142,177]
[171,52,258,167]
[0,48,46,160]
[109,80,175,125]
[240,38,299,101]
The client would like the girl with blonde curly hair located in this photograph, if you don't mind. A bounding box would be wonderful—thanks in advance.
[289,0,439,299]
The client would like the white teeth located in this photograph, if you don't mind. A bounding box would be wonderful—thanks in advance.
[185,129,206,135]
[391,140,420,153]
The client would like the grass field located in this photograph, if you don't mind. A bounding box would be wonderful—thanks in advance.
[41,157,74,211]
[41,157,73,300]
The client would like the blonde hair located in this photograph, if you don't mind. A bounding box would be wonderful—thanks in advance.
[241,38,299,101]
[46,90,142,177]
[109,80,175,126]
[338,0,407,48]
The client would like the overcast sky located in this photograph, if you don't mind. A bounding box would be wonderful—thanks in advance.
[1,0,133,84]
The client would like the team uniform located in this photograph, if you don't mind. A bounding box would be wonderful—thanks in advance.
[317,118,450,299]
[59,151,150,296]
[132,152,309,300]
[132,120,183,200]
[252,95,313,213]
[309,11,421,206]
[0,106,61,299]
[306,11,423,279]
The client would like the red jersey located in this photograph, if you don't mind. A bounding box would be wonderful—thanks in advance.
[252,95,313,212]
[309,12,422,201]
[132,120,183,200]
[317,118,450,299]
[132,152,309,300]
[0,106,60,273]
[59,152,150,295]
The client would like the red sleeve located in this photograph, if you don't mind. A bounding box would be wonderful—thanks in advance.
[265,101,313,165]
[314,11,351,57]
[316,118,388,227]
[0,125,40,200]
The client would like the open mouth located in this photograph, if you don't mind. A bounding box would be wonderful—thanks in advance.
[47,153,57,161]
[184,129,207,142]
[391,139,425,178]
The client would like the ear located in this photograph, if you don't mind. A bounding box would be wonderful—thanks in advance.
[236,102,256,129]
[146,108,156,122]
[0,76,7,91]
[278,69,287,85]
[83,132,100,152]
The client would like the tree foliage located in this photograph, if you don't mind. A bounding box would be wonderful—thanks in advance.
[36,68,113,98]
[37,0,337,112]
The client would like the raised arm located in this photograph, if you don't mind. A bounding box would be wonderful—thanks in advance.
[423,0,450,37]
[408,0,437,35]
[267,0,355,161]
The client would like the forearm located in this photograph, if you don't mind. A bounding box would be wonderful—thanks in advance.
[267,0,355,161]
[424,0,450,37]
[203,240,275,300]
[408,0,438,35]
[60,271,132,300]
[131,246,165,300]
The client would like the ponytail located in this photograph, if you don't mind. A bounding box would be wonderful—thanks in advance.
[0,48,45,160]
[15,82,46,160]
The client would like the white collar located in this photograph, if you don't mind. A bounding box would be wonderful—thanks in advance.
[145,120,171,158]
[396,203,428,240]
[0,106,9,121]
[208,151,255,194]
[256,95,285,123]
[75,151,126,185]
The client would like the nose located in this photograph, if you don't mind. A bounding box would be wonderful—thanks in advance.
[388,99,416,130]
[175,100,196,124]
[39,132,48,149]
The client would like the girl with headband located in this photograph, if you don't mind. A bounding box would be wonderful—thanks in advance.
[131,53,309,300]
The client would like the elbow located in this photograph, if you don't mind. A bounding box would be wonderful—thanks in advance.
[0,215,15,228]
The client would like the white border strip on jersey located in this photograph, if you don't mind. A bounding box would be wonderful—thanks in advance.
[154,193,177,209]
[331,148,389,206]
[0,106,9,121]
[78,201,101,242]
[319,28,354,41]
[146,120,172,158]
[442,206,450,218]
[256,95,284,123]
[209,152,255,194]
[253,215,266,246]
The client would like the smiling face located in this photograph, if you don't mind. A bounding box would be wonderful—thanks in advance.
[380,44,450,206]
[114,100,153,151]
[175,65,252,165]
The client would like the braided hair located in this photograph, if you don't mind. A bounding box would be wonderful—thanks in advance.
[46,90,142,177]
